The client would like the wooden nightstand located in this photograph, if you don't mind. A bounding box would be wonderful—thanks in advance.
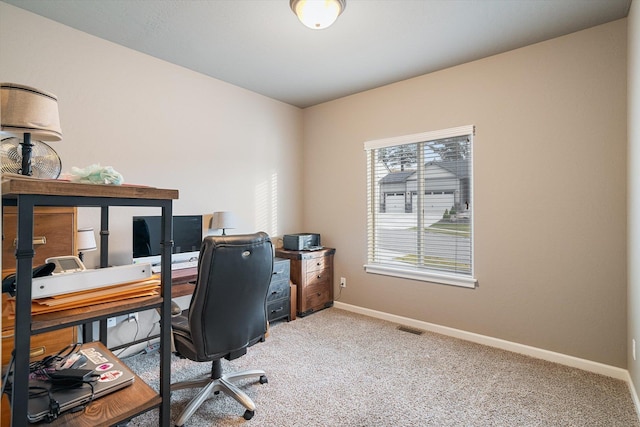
[275,247,335,317]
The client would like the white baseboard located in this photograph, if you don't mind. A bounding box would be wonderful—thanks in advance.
[628,375,640,422]
[334,301,640,422]
[333,301,628,380]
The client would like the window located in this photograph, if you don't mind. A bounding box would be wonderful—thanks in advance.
[364,125,476,288]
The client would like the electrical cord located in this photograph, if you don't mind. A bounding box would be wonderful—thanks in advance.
[115,313,167,360]
[4,342,96,422]
[115,316,140,357]
[122,316,163,360]
[144,317,161,353]
[27,376,97,421]
[4,342,83,394]
[29,342,82,376]
[28,386,60,422]
[1,350,15,395]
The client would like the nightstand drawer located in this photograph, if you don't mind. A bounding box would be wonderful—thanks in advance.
[304,256,329,273]
[305,268,330,286]
[267,298,290,322]
[2,206,77,270]
[272,258,290,279]
[304,281,332,312]
[267,277,290,302]
[1,326,77,367]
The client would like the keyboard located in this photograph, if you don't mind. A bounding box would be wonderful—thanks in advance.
[151,260,198,273]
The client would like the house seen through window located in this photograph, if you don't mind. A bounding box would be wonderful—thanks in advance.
[364,125,477,288]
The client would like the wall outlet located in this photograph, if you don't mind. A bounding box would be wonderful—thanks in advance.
[107,317,116,328]
[340,277,347,288]
[127,312,138,322]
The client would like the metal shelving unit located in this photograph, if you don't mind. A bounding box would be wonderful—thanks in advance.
[2,177,178,426]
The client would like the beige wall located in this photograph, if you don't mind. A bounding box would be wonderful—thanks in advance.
[629,0,640,398]
[0,3,630,369]
[303,19,628,367]
[0,3,304,267]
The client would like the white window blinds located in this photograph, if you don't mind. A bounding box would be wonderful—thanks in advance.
[364,125,476,288]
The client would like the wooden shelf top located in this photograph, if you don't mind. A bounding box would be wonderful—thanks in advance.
[29,295,163,334]
[1,175,178,201]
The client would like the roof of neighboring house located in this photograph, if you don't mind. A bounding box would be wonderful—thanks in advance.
[379,170,415,184]
[380,160,470,184]
[428,159,470,178]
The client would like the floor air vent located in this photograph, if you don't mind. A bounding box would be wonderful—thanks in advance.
[397,325,424,335]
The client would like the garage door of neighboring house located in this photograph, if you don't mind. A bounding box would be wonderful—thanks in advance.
[385,193,406,213]
[413,192,454,218]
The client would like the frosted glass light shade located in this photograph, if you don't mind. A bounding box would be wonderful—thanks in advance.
[290,0,346,30]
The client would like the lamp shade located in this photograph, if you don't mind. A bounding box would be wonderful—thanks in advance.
[290,0,346,30]
[210,211,237,235]
[77,228,97,252]
[0,83,62,141]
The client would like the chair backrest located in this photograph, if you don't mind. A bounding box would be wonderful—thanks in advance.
[187,232,274,361]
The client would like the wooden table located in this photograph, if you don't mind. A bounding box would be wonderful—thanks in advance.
[170,267,198,298]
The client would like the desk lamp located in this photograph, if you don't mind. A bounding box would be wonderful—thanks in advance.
[0,83,62,176]
[210,211,236,236]
[77,228,97,262]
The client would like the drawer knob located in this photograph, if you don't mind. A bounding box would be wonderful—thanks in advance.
[316,262,321,266]
[317,275,322,279]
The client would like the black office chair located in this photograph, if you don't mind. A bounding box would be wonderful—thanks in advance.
[170,232,274,426]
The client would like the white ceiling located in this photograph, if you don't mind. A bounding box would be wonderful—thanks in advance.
[2,0,632,108]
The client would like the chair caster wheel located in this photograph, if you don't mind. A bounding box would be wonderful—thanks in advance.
[243,410,255,420]
[259,375,268,384]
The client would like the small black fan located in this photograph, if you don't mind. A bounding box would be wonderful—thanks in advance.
[1,136,62,179]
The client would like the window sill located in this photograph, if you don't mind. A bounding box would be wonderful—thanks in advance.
[364,264,477,288]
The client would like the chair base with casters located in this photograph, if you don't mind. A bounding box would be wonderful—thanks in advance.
[171,358,268,426]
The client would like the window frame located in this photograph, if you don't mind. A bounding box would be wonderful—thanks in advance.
[364,125,477,289]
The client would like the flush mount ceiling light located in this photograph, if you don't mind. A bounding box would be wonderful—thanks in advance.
[290,0,346,30]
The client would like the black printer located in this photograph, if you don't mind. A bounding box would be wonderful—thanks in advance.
[283,233,321,251]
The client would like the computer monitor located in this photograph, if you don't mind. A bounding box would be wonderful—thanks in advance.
[132,215,202,265]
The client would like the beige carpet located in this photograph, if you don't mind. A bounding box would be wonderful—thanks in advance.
[124,307,639,426]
